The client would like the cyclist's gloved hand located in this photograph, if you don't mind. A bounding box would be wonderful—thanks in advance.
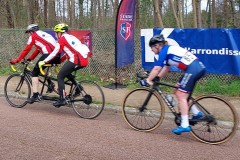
[153,76,160,82]
[38,61,45,68]
[10,59,18,64]
[27,58,32,62]
[140,80,149,87]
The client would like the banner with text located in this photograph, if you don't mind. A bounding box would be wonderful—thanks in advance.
[115,0,136,68]
[141,28,240,75]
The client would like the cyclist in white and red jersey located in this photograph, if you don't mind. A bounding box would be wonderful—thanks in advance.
[146,34,206,135]
[38,23,90,107]
[10,24,60,103]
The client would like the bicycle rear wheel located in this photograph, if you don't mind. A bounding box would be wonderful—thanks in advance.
[189,95,239,144]
[4,74,31,108]
[122,88,165,132]
[71,80,105,119]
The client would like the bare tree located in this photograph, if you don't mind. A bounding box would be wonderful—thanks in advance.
[1,0,240,29]
[97,0,102,28]
[222,0,229,27]
[211,0,217,27]
[48,0,56,28]
[91,1,97,28]
[5,0,15,28]
[192,0,197,28]
[177,0,184,28]
[153,0,164,28]
[196,0,202,27]
[43,0,48,27]
[26,0,34,24]
[68,0,72,26]
[169,0,180,27]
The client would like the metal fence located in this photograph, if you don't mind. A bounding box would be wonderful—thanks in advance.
[0,29,239,85]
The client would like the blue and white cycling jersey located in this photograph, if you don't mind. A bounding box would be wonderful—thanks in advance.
[154,45,197,70]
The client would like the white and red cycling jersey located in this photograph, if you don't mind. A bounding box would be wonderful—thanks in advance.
[44,33,90,67]
[17,30,57,61]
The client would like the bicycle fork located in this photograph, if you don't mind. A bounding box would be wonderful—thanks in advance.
[15,75,26,92]
[139,91,153,112]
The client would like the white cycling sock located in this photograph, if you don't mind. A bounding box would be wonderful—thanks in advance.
[190,104,200,115]
[181,115,189,128]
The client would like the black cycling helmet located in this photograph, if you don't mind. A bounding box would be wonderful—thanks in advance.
[25,24,39,33]
[149,34,165,47]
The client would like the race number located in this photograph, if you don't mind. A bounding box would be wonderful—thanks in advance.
[181,52,197,65]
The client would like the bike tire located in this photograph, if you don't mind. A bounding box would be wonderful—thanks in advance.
[189,95,239,144]
[122,88,165,132]
[71,80,105,119]
[4,74,31,108]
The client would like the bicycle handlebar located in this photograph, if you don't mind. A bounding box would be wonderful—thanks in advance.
[10,60,31,72]
[39,64,52,75]
[136,71,176,89]
[10,64,17,72]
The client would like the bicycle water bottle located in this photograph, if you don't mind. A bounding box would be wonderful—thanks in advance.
[165,95,176,107]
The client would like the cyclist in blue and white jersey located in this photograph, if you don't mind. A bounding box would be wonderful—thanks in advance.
[146,34,206,135]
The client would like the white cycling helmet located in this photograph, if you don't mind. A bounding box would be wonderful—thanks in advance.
[25,24,39,33]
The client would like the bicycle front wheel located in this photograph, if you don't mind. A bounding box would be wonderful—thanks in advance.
[71,80,105,119]
[4,74,31,108]
[190,95,239,144]
[122,88,165,132]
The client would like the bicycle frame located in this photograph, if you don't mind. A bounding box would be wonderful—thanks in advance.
[152,82,179,117]
[7,61,105,119]
[145,80,215,126]
[39,65,90,105]
[11,62,79,102]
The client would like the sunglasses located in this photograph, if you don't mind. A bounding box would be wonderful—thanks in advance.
[150,44,158,48]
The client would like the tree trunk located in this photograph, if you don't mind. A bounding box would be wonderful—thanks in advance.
[222,0,228,27]
[169,0,180,28]
[229,0,235,27]
[177,0,184,28]
[153,0,163,28]
[27,0,34,24]
[91,1,97,28]
[211,0,216,27]
[78,0,84,28]
[5,0,15,28]
[68,0,72,26]
[192,0,197,28]
[196,0,202,28]
[135,0,140,29]
[97,0,102,28]
[48,0,56,28]
[44,0,48,27]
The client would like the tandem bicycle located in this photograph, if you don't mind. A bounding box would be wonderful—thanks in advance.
[4,60,105,119]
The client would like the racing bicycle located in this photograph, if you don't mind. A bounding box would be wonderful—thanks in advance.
[122,71,239,144]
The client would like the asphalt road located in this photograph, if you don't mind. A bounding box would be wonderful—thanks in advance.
[0,97,239,160]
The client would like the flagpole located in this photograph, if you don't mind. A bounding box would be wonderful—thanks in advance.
[114,0,124,89]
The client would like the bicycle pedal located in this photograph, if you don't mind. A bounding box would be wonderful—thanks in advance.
[46,84,55,93]
[27,95,42,104]
[65,98,70,104]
